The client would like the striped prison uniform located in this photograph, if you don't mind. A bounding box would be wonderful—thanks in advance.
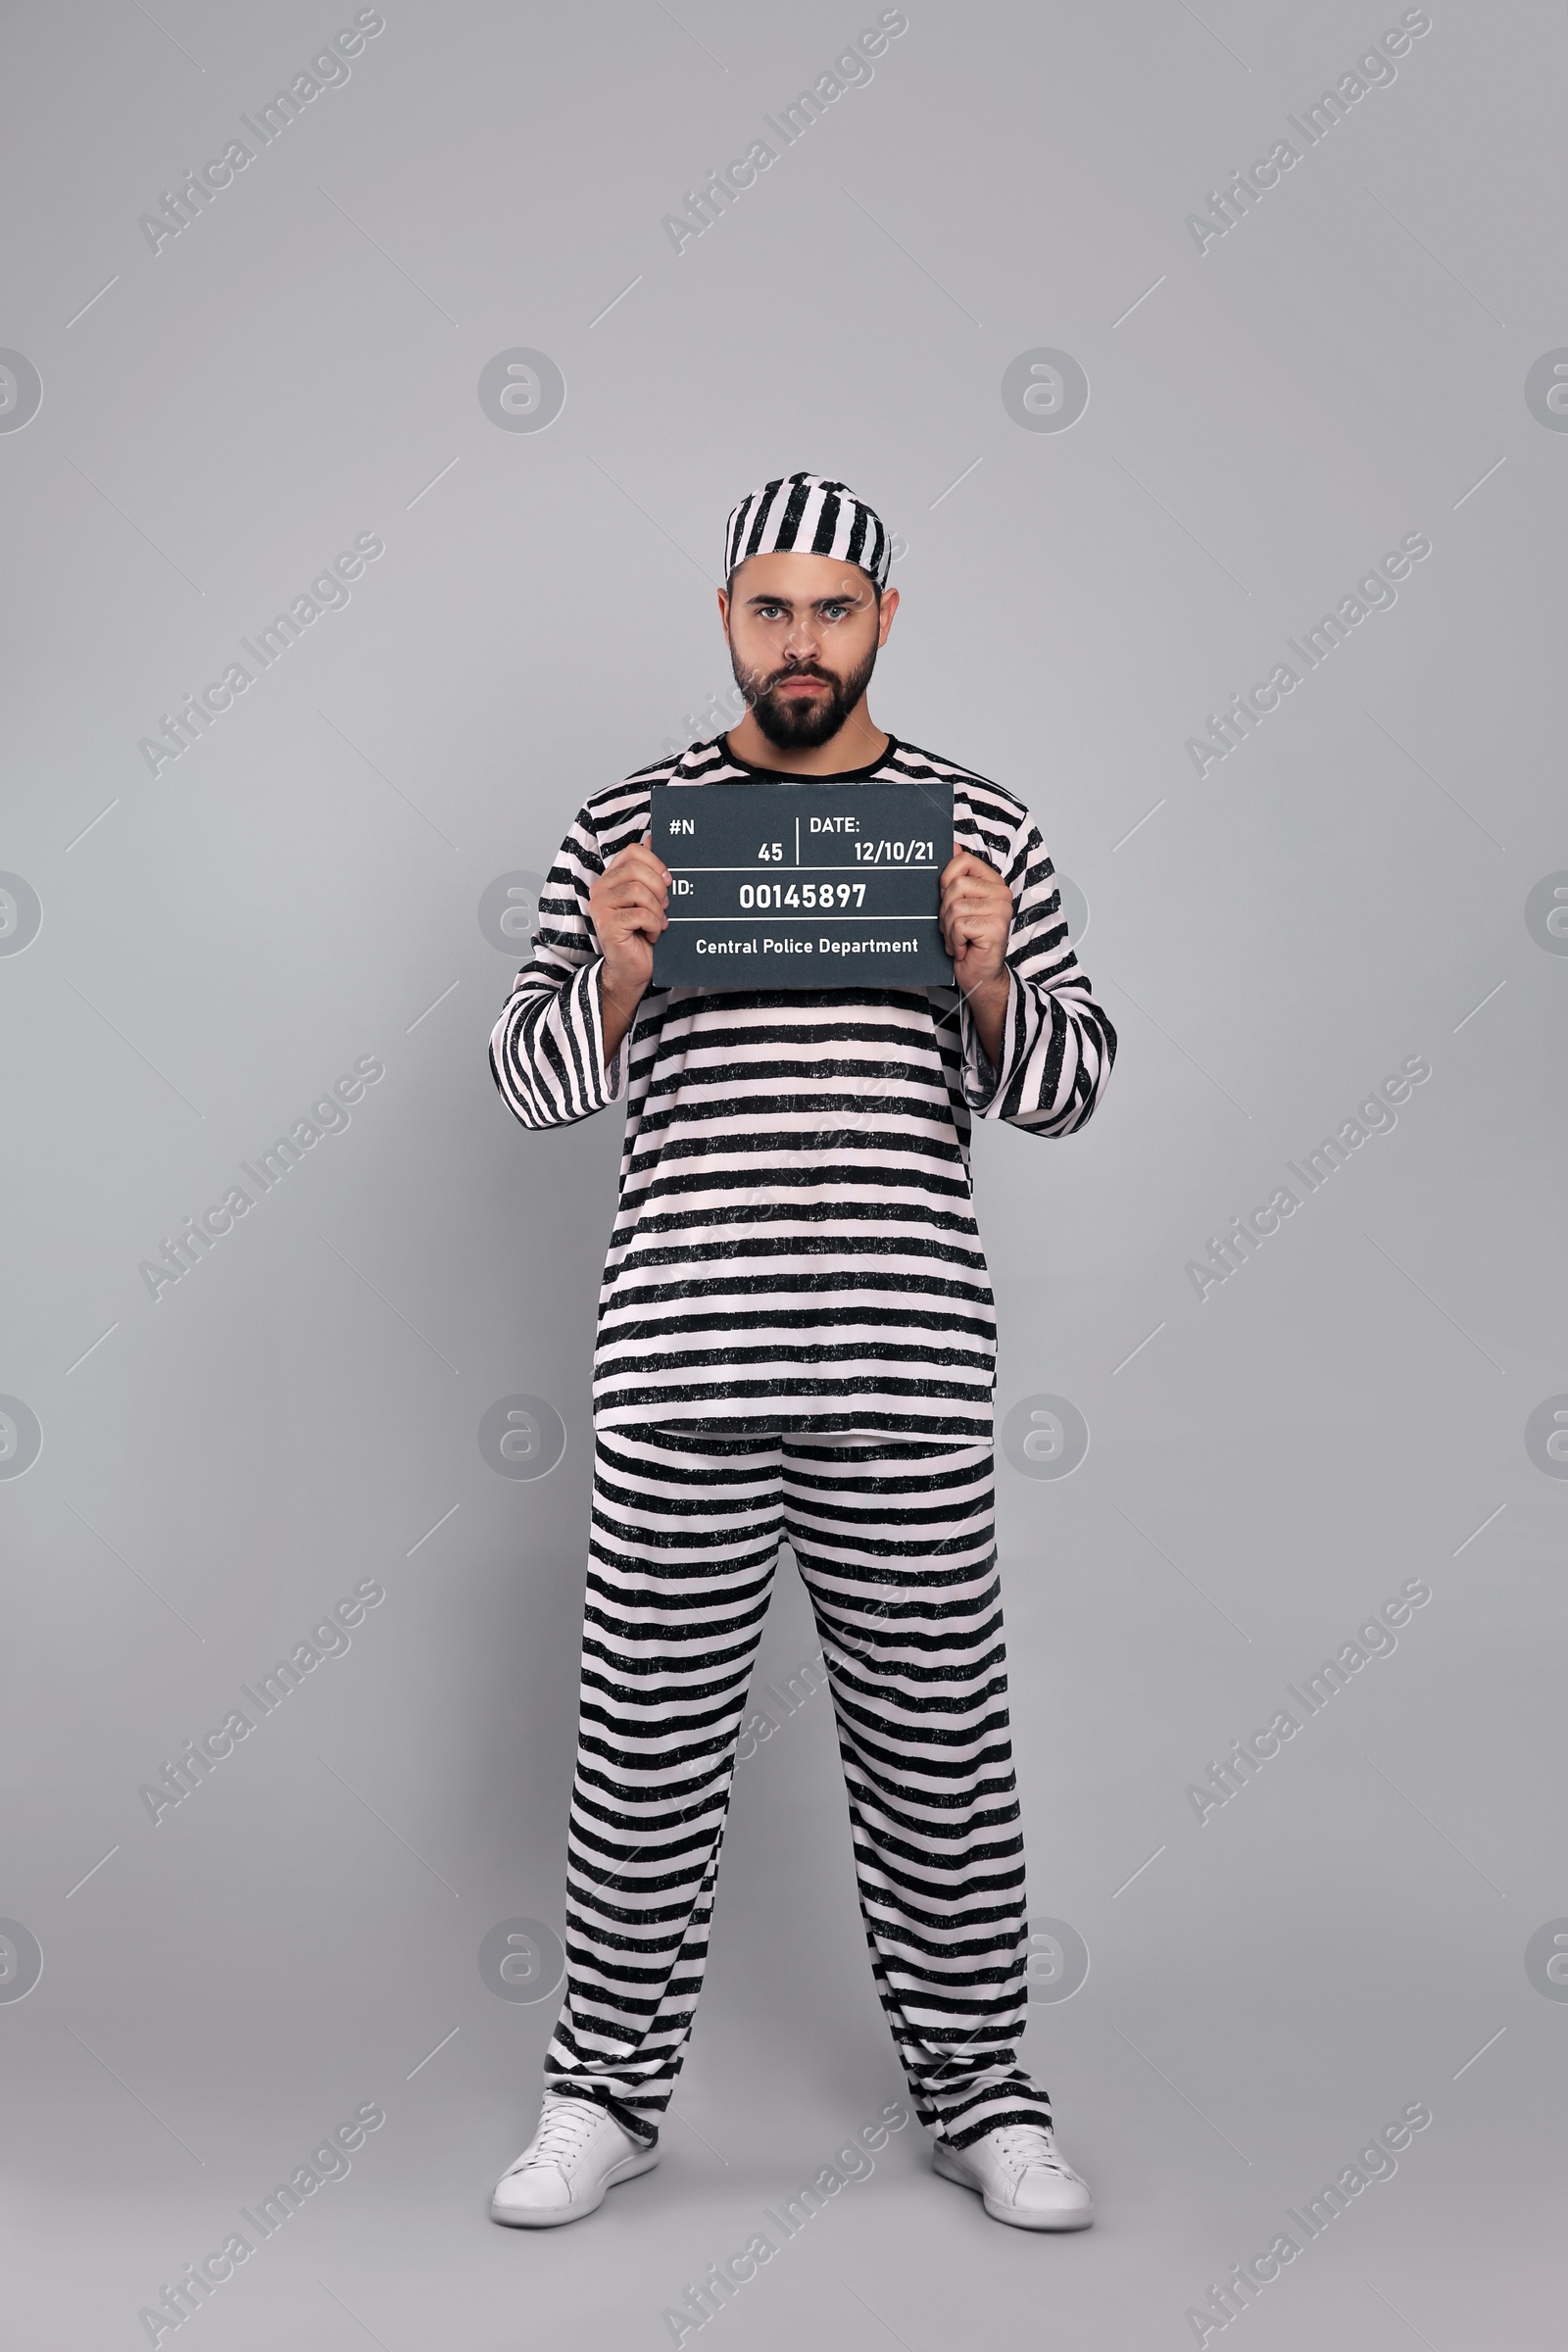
[487,732,1117,1438]
[487,733,1117,2146]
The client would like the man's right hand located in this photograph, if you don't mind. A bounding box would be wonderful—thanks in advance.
[588,835,669,1057]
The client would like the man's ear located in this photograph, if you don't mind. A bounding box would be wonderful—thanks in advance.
[876,585,900,646]
[716,584,731,632]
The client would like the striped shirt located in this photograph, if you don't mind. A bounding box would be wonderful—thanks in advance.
[488,734,1117,1437]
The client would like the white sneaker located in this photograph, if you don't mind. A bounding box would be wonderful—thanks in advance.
[932,2122,1094,2230]
[490,2091,659,2228]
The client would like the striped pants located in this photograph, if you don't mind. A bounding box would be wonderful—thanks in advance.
[542,1422,1053,2151]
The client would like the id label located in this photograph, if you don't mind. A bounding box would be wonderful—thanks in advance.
[650,779,955,990]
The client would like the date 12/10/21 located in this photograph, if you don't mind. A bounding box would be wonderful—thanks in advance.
[752,838,937,863]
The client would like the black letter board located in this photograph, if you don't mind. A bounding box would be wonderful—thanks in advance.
[650,779,955,989]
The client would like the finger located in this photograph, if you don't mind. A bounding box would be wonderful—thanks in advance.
[940,883,1006,920]
[614,842,672,884]
[943,905,1004,945]
[945,884,1005,917]
[598,870,669,905]
[596,894,667,929]
[593,878,667,912]
[593,894,665,926]
[613,860,670,895]
[603,912,665,947]
[942,853,1004,883]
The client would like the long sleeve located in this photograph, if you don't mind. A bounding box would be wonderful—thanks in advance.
[956,804,1117,1136]
[488,805,629,1130]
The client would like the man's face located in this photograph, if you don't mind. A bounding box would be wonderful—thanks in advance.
[719,551,898,752]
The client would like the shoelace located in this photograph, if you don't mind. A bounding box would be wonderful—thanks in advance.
[990,2126,1078,2180]
[507,2099,604,2177]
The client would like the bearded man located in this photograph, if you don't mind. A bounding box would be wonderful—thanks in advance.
[486,471,1116,2233]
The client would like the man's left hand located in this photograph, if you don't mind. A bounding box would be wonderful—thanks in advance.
[940,842,1013,1067]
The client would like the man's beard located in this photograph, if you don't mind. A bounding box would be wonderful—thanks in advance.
[730,643,879,752]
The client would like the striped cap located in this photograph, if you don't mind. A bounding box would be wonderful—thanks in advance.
[724,472,892,589]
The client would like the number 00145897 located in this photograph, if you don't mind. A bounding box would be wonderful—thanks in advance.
[738,882,867,910]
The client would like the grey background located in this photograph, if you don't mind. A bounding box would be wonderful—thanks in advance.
[2,1,1564,2344]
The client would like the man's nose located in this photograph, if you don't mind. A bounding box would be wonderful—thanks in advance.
[782,612,820,656]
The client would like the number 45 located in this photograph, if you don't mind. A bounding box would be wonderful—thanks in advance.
[757,842,783,860]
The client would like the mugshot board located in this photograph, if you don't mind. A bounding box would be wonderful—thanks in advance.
[649,779,955,989]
